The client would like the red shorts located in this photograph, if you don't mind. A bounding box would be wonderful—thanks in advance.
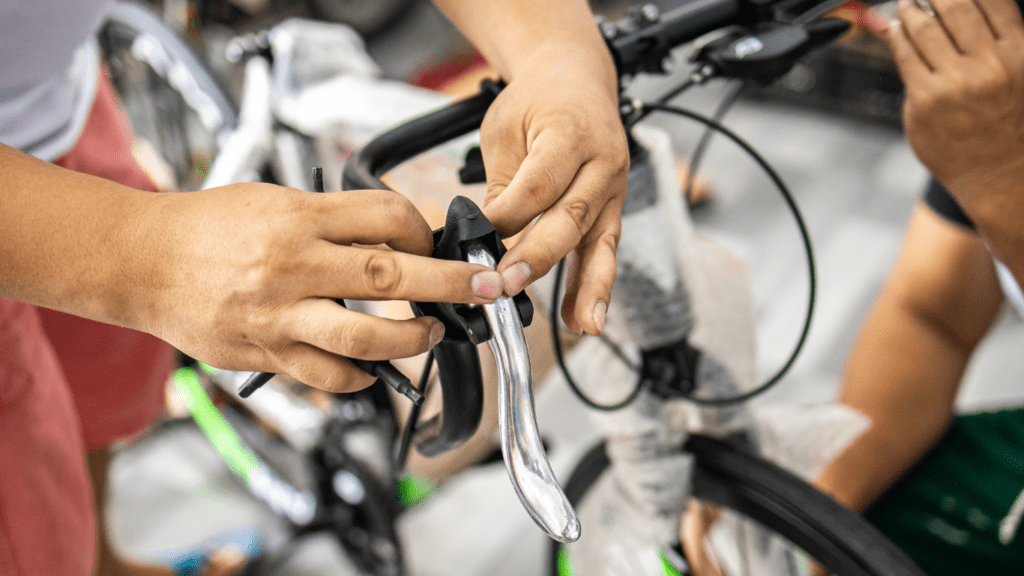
[0,71,174,575]
[0,300,95,576]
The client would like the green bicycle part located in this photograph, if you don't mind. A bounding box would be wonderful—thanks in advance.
[198,362,221,376]
[397,475,439,508]
[556,546,685,575]
[172,366,260,482]
[661,551,685,576]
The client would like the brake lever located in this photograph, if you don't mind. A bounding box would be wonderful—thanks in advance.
[414,197,578,542]
[464,240,581,543]
[406,196,531,458]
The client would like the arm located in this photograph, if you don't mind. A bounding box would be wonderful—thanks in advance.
[432,0,630,336]
[887,0,1024,286]
[815,204,1003,511]
[0,143,503,391]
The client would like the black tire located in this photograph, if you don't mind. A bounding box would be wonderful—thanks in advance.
[549,435,926,576]
[99,1,236,192]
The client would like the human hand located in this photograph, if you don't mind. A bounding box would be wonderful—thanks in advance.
[888,0,1024,230]
[680,501,727,576]
[134,184,504,392]
[478,40,628,336]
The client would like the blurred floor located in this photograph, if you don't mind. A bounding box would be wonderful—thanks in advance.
[107,1,1024,574]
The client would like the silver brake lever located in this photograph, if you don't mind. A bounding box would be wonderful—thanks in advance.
[465,241,581,543]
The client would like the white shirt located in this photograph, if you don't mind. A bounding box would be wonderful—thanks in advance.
[0,0,112,159]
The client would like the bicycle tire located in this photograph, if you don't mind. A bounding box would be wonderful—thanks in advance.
[549,436,926,576]
[99,1,237,192]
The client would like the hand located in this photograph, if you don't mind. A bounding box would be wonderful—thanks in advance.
[478,40,629,336]
[888,0,1024,229]
[681,501,727,576]
[134,184,504,392]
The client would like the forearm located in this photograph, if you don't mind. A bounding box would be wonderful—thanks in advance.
[816,297,967,511]
[0,145,509,393]
[0,143,160,329]
[815,205,1003,511]
[431,0,616,96]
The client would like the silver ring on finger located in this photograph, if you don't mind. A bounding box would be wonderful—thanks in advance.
[914,0,937,16]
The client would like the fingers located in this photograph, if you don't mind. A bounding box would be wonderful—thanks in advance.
[493,160,621,295]
[559,251,583,333]
[681,501,727,576]
[305,244,505,304]
[483,129,586,236]
[931,0,999,52]
[887,18,934,84]
[314,189,435,257]
[306,189,506,304]
[560,202,621,335]
[286,298,445,362]
[896,0,962,68]
[274,342,377,393]
[974,0,1024,38]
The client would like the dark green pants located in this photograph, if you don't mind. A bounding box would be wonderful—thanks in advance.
[865,408,1024,575]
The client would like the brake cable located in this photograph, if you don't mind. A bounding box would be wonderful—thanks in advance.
[551,100,816,409]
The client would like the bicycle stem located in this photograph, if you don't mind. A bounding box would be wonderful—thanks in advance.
[464,241,581,544]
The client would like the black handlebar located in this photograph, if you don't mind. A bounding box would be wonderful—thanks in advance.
[341,82,501,192]
[606,0,745,76]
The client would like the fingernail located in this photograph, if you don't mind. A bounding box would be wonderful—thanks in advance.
[472,271,504,300]
[502,262,531,296]
[593,301,607,335]
[427,321,445,349]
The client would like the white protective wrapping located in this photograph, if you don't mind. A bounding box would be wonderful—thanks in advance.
[545,125,870,575]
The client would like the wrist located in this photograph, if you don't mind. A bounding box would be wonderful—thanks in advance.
[507,32,614,82]
[500,36,619,111]
[89,189,175,333]
[946,174,1024,267]
[433,0,617,102]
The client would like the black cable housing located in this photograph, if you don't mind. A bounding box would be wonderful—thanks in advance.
[550,100,816,409]
[395,350,434,470]
[640,101,816,406]
[550,259,645,411]
[681,81,744,202]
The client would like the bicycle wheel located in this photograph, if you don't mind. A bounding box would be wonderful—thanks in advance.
[99,1,236,192]
[549,436,926,576]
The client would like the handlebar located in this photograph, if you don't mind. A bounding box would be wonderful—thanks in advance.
[605,0,745,76]
[340,83,500,192]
